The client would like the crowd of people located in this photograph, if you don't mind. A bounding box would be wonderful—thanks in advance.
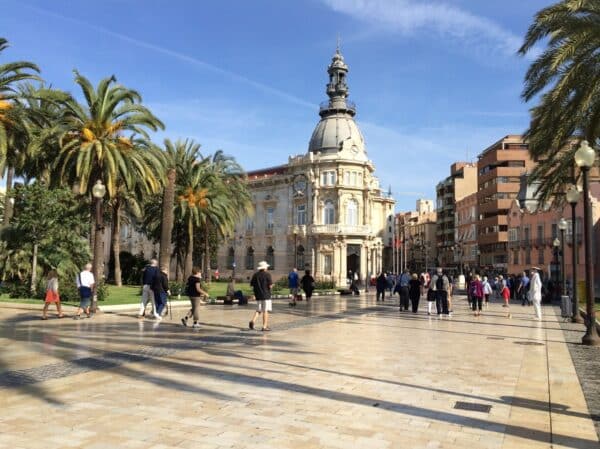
[39,259,547,328]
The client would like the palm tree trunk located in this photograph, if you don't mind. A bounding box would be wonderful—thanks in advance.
[159,168,176,275]
[184,218,193,278]
[2,166,15,226]
[30,242,38,295]
[111,199,122,286]
[204,222,211,285]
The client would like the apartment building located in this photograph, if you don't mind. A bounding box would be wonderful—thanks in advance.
[397,199,437,273]
[436,162,478,270]
[477,135,535,271]
[455,192,478,274]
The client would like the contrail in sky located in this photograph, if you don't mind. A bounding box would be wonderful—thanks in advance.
[18,3,317,110]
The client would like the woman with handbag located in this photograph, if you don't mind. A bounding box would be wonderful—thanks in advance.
[42,270,64,319]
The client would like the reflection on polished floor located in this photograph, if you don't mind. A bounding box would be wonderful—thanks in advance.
[1,295,598,449]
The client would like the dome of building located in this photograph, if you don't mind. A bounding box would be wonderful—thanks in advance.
[307,48,367,160]
[308,113,365,154]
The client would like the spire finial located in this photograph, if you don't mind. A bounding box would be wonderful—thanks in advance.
[336,34,341,54]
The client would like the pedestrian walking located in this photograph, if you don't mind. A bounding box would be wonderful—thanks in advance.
[138,258,158,318]
[42,270,63,319]
[501,282,511,308]
[249,261,273,331]
[431,268,450,316]
[288,267,300,307]
[482,276,492,309]
[519,271,530,306]
[408,273,421,313]
[397,269,410,311]
[470,274,484,316]
[74,263,95,319]
[300,269,315,301]
[530,266,543,320]
[376,272,387,301]
[151,266,170,321]
[424,272,435,315]
[181,267,208,328]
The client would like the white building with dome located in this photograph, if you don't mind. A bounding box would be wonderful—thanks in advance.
[217,49,395,286]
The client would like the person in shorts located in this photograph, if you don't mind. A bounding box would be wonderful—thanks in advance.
[249,260,273,331]
[288,267,299,307]
[74,263,95,319]
[182,267,208,329]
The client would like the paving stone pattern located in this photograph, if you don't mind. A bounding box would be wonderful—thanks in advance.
[1,296,599,449]
[555,307,600,441]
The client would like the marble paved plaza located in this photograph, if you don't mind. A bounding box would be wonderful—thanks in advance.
[1,295,599,449]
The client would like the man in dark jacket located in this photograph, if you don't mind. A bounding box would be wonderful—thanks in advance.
[138,258,158,318]
[376,272,387,301]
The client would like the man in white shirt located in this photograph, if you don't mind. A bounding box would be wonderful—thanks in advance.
[75,263,95,319]
[530,266,543,320]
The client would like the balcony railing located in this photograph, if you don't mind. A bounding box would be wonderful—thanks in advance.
[287,225,307,236]
[319,100,356,114]
[309,224,371,236]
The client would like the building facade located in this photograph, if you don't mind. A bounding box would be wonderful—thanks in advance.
[455,192,478,274]
[217,49,394,286]
[477,135,535,272]
[397,200,437,273]
[507,179,600,291]
[436,162,477,270]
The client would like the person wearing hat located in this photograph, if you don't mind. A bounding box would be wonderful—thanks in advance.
[530,266,543,320]
[249,260,273,331]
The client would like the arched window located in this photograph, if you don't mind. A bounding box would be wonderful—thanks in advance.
[323,200,335,225]
[227,247,235,269]
[296,245,305,269]
[346,199,358,226]
[245,247,254,270]
[266,246,275,269]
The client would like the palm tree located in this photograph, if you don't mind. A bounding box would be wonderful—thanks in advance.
[519,0,600,202]
[199,151,252,282]
[56,71,164,300]
[0,38,40,225]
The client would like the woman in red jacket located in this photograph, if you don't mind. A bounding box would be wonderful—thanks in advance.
[470,274,484,316]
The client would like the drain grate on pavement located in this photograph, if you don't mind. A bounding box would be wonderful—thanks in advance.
[514,341,545,346]
[454,401,492,413]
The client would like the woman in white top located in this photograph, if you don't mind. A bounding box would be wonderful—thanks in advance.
[42,270,63,319]
[482,276,492,308]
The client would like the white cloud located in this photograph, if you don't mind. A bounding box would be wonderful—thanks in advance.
[321,0,527,59]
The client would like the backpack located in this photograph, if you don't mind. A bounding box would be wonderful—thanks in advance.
[435,275,444,291]
[470,281,478,298]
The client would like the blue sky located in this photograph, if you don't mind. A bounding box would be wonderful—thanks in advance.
[1,0,549,210]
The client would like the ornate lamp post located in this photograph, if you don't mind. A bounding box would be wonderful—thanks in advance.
[558,218,568,296]
[566,184,582,323]
[553,237,561,298]
[574,140,599,346]
[91,179,106,313]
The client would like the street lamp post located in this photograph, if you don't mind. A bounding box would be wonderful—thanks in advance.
[574,140,600,346]
[566,184,582,323]
[91,179,106,314]
[553,237,561,299]
[558,218,568,296]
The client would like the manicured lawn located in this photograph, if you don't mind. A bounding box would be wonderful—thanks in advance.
[0,283,255,306]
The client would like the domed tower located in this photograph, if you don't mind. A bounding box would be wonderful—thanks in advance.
[308,48,367,160]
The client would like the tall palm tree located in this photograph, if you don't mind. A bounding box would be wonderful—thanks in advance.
[519,0,600,202]
[199,151,252,282]
[0,38,40,225]
[56,71,164,298]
